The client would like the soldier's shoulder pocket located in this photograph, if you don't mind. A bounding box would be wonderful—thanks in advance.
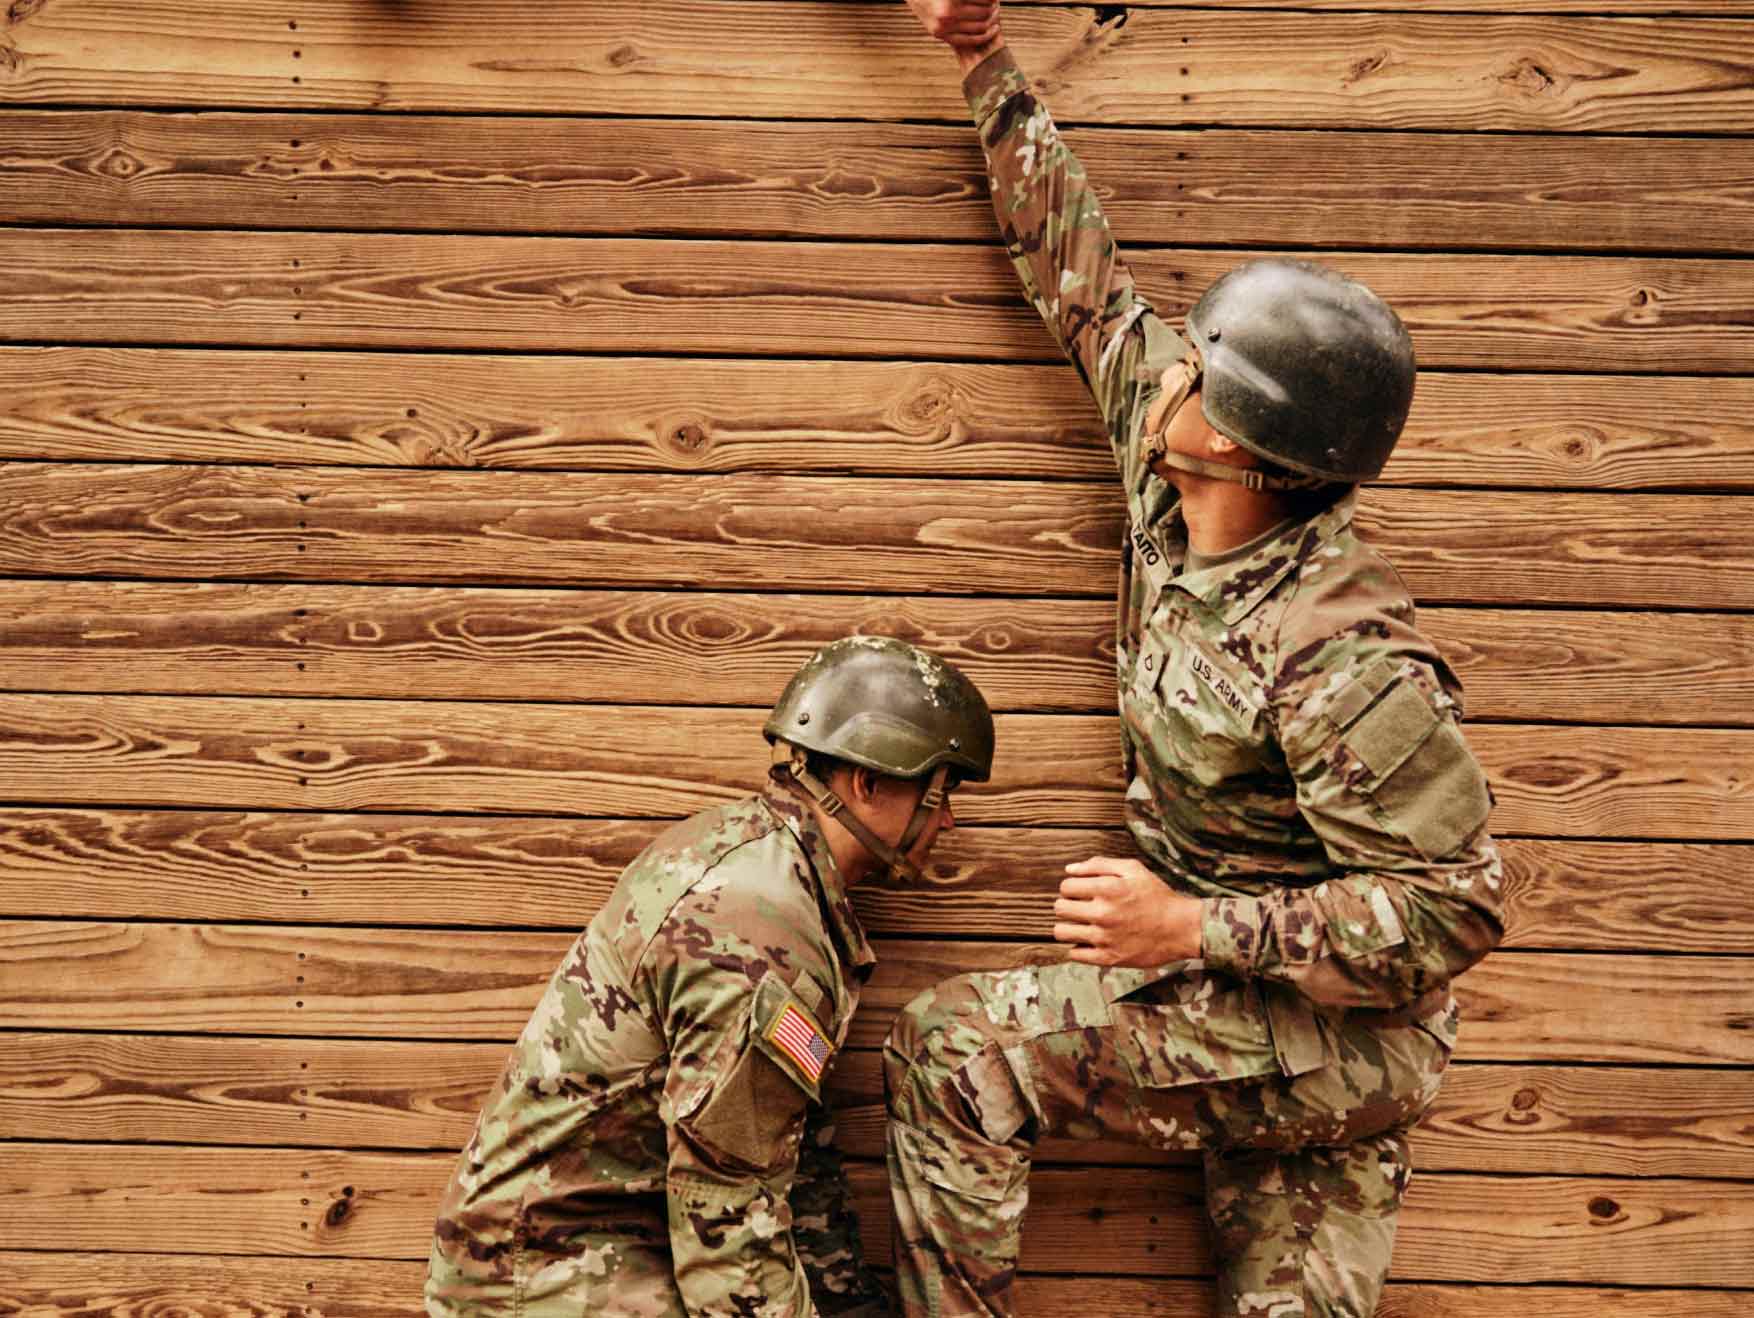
[679,975,825,1173]
[1327,657,1492,861]
[750,971,834,1104]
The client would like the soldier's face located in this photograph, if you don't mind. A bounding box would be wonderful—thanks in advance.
[1147,386,1224,480]
[862,772,957,864]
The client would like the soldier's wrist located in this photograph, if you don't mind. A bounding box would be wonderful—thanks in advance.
[1200,896,1263,977]
[955,35,1008,76]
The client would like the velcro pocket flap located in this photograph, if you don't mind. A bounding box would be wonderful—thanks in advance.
[1337,671,1492,860]
[890,1117,1024,1205]
[1344,677,1438,787]
[1373,718,1493,861]
[1111,979,1279,1090]
[750,972,832,1104]
[955,1042,1034,1146]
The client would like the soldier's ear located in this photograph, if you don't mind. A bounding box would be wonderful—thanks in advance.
[847,764,883,807]
[1207,430,1243,457]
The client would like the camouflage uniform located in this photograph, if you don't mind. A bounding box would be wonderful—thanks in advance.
[428,777,891,1317]
[883,49,1505,1317]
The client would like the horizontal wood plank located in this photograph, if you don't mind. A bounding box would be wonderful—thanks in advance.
[5,580,1754,729]
[0,695,1749,839]
[0,696,1124,825]
[2,232,1751,374]
[4,809,1751,956]
[6,1031,1748,1179]
[5,6,1754,134]
[4,1144,1752,1286]
[6,349,1754,492]
[6,111,1754,256]
[0,584,1119,714]
[3,924,1748,1065]
[5,463,1752,610]
[2,1254,1744,1318]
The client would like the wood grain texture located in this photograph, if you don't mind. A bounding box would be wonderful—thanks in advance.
[6,349,1754,493]
[1,694,1751,839]
[2,1257,1745,1318]
[0,348,1113,477]
[0,463,1123,598]
[8,1031,1749,1179]
[5,463,1752,610]
[5,110,1754,256]
[5,1144,1753,1286]
[0,584,1118,713]
[5,580,1754,729]
[2,231,1751,374]
[4,5,1754,134]
[0,696,1124,825]
[5,808,1753,956]
[4,923,1750,1065]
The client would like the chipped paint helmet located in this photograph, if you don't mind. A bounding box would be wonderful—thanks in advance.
[1187,257,1416,483]
[763,636,994,784]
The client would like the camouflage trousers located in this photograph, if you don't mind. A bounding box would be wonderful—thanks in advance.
[883,961,1454,1318]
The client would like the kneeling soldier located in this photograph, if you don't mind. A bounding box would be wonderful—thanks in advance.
[426,637,996,1317]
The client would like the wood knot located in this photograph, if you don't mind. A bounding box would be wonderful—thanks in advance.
[607,43,641,69]
[680,607,741,645]
[1344,51,1388,85]
[903,380,954,431]
[1501,58,1557,96]
[1587,1196,1623,1222]
[669,422,707,453]
[1093,4,1128,28]
[8,0,47,24]
[324,1185,356,1228]
[1504,1085,1542,1125]
[95,147,142,179]
[981,626,1015,653]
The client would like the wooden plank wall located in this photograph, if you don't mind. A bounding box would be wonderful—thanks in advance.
[2,1,1753,1314]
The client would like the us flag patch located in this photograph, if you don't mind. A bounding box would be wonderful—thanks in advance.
[766,1001,833,1083]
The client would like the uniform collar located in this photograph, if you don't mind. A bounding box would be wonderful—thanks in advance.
[1172,491,1358,625]
[760,773,878,977]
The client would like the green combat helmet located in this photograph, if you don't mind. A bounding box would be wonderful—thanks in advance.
[1144,257,1416,490]
[764,636,994,882]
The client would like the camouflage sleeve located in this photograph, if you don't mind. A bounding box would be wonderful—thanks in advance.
[792,1108,893,1316]
[657,931,828,1314]
[1199,587,1506,1008]
[963,47,1190,495]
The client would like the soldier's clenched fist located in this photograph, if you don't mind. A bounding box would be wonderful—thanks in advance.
[1054,856,1205,967]
[904,0,1002,48]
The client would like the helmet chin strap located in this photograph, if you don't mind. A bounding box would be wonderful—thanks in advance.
[1141,446,1328,493]
[1138,356,1328,494]
[773,749,949,883]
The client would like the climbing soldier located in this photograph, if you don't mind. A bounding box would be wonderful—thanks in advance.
[426,636,996,1316]
[883,4,1506,1315]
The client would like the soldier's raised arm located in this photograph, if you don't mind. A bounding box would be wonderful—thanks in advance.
[905,0,1191,497]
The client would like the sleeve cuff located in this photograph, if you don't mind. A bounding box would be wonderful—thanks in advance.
[1201,896,1266,978]
[962,45,1028,130]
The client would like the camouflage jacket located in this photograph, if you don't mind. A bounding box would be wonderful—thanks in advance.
[965,49,1503,1066]
[427,780,881,1315]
